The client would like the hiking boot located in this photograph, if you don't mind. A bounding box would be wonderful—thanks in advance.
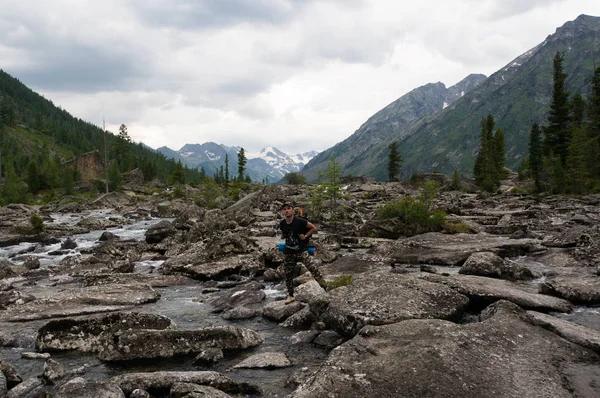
[284,296,296,305]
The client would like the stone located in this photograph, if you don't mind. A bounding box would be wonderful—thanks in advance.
[43,358,65,383]
[111,371,260,396]
[99,231,119,241]
[313,330,345,349]
[170,382,232,398]
[539,278,600,305]
[193,348,224,366]
[36,312,175,353]
[263,300,305,322]
[527,310,600,352]
[422,273,572,313]
[145,220,176,244]
[312,271,469,337]
[287,301,600,398]
[61,237,78,250]
[233,352,293,369]
[459,251,536,281]
[55,377,126,398]
[96,326,262,361]
[0,260,16,280]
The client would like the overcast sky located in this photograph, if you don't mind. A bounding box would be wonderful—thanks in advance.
[1,1,599,156]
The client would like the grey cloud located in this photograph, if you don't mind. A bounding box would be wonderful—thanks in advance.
[134,0,312,30]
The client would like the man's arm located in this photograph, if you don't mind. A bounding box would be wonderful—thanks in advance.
[299,221,317,240]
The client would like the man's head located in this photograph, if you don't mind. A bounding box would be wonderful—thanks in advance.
[280,201,294,216]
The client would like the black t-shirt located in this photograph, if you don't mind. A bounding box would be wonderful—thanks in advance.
[280,216,310,251]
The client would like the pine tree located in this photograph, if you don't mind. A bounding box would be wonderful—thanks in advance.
[571,94,585,127]
[528,123,543,192]
[492,128,507,179]
[108,162,123,191]
[237,148,247,182]
[474,114,500,192]
[27,161,40,193]
[170,160,185,185]
[224,154,230,183]
[565,126,590,194]
[545,52,571,163]
[589,67,600,138]
[387,141,402,181]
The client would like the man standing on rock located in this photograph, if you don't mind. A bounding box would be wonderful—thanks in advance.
[279,201,326,304]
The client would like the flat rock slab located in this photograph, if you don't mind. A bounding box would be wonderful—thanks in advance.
[0,284,160,322]
[111,371,260,396]
[36,312,175,353]
[97,326,262,361]
[539,278,600,304]
[233,352,293,369]
[378,232,545,266]
[422,274,572,313]
[311,271,469,337]
[160,256,245,281]
[527,310,600,352]
[288,301,600,398]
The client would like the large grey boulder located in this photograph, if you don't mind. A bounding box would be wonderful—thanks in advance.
[97,326,262,361]
[2,284,160,322]
[539,278,600,304]
[310,271,469,337]
[55,377,125,398]
[111,371,260,396]
[0,260,16,280]
[36,312,175,353]
[170,382,232,398]
[232,352,292,369]
[379,232,546,266]
[459,251,536,281]
[527,310,600,352]
[145,220,177,244]
[288,301,600,398]
[422,273,572,312]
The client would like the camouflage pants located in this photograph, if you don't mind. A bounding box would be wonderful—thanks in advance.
[283,250,322,296]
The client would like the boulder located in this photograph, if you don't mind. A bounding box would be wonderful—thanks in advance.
[61,237,78,250]
[97,326,262,361]
[422,273,573,312]
[459,252,536,281]
[42,358,65,383]
[288,301,600,398]
[527,310,600,352]
[0,260,16,280]
[170,382,232,398]
[111,371,260,396]
[3,284,160,322]
[145,220,176,244]
[311,271,469,337]
[0,358,22,389]
[55,377,126,398]
[233,352,293,369]
[539,278,600,304]
[99,231,119,242]
[193,348,224,366]
[262,300,305,322]
[37,312,175,353]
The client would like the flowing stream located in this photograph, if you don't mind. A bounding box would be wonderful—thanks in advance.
[0,211,327,397]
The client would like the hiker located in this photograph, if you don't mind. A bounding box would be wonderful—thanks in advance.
[279,201,325,304]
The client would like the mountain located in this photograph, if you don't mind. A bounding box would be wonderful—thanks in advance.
[303,14,600,180]
[156,143,317,182]
[302,74,487,180]
[0,69,205,194]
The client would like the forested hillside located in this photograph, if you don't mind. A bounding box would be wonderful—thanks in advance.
[0,70,205,204]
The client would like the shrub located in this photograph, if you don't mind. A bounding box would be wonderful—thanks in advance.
[444,222,471,234]
[284,172,307,185]
[324,275,353,291]
[30,213,45,234]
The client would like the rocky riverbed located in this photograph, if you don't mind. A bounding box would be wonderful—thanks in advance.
[1,179,600,397]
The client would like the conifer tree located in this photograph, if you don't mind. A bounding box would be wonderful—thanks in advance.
[325,156,343,205]
[474,114,500,192]
[108,162,123,191]
[544,52,571,163]
[492,128,507,179]
[237,148,247,182]
[571,94,585,127]
[224,154,230,183]
[170,160,185,185]
[387,141,402,181]
[566,127,589,194]
[27,161,40,193]
[528,123,543,192]
[589,67,600,137]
